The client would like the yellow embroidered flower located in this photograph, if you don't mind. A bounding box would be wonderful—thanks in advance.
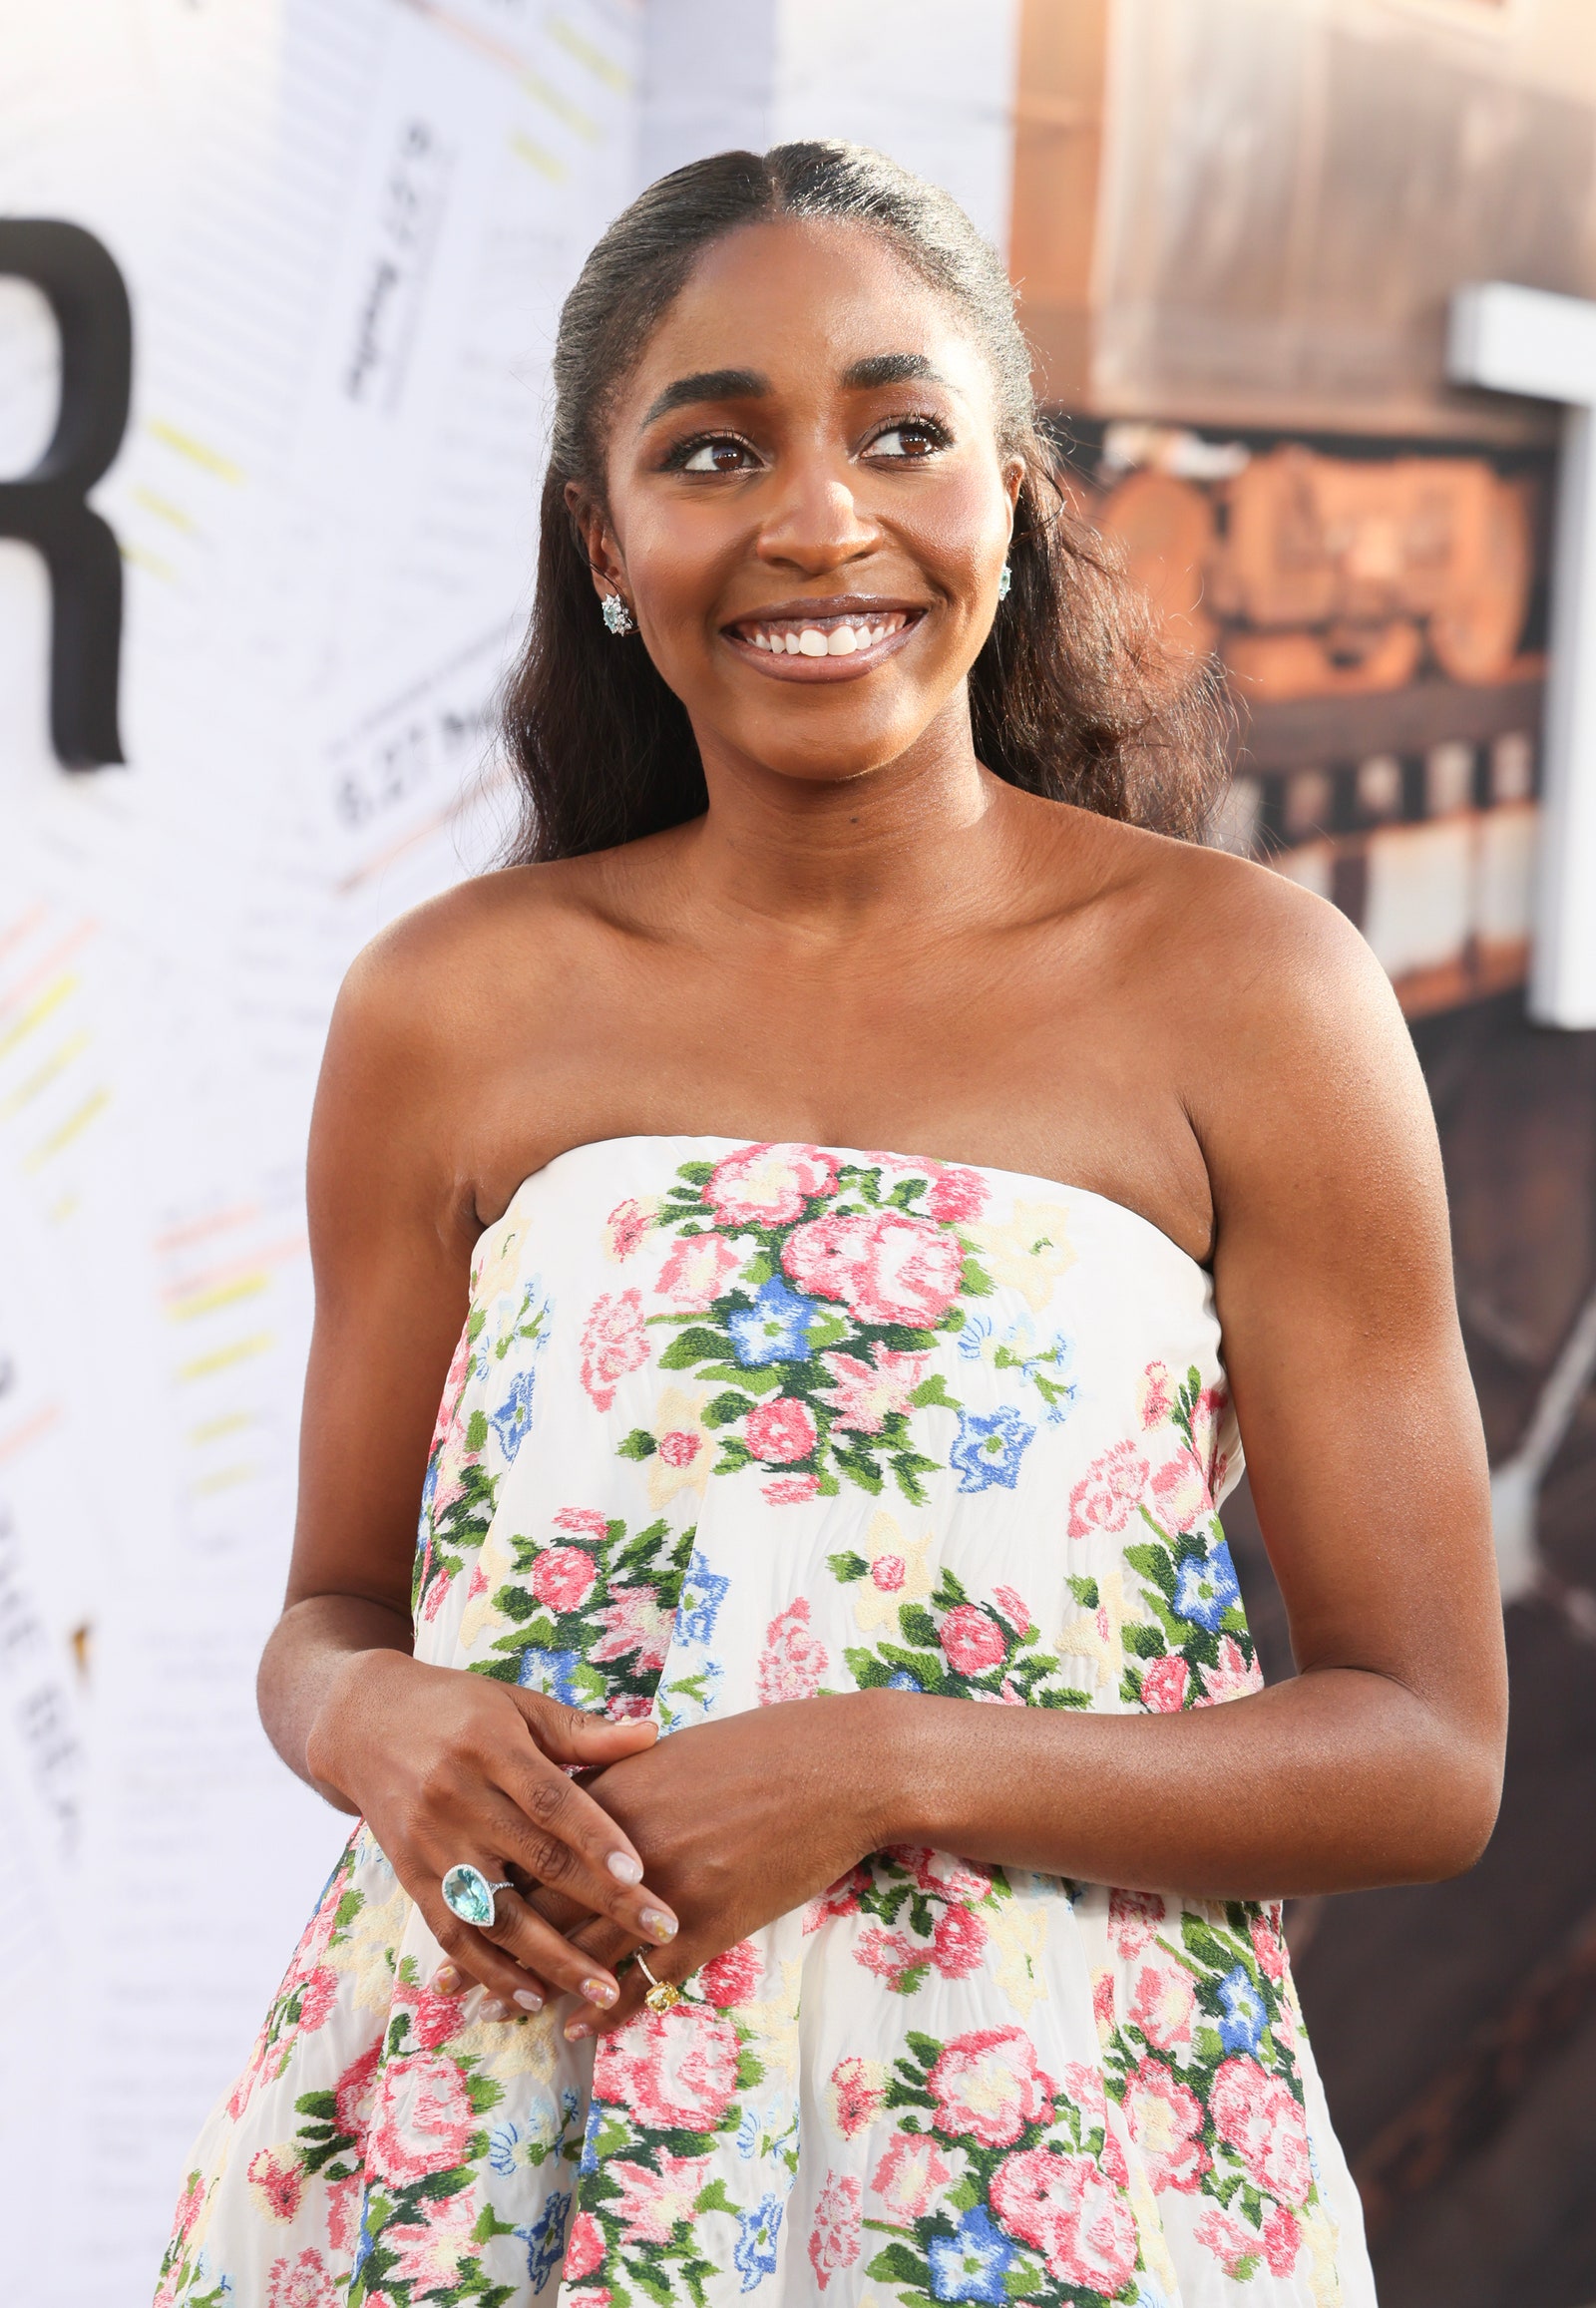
[472,1218,528,1309]
[852,1509,936,1633]
[456,1522,520,1653]
[325,1877,411,2014]
[968,1200,1075,1311]
[457,2002,562,2081]
[987,1890,1050,2020]
[738,1958,803,2090]
[647,1384,714,1510]
[1056,1565,1128,1695]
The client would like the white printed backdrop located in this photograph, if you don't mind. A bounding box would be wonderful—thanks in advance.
[0,4,1019,2297]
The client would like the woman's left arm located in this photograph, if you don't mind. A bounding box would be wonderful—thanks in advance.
[555,882,1508,2032]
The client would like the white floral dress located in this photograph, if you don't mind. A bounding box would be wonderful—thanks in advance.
[159,1137,1377,2308]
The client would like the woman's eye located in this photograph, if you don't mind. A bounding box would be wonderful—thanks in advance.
[869,421,948,460]
[677,437,756,474]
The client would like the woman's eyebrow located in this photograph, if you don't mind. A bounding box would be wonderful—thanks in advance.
[842,352,948,390]
[638,368,769,429]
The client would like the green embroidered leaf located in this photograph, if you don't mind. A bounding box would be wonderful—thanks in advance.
[702,1389,755,1427]
[898,1604,941,1650]
[1122,1621,1167,1659]
[1066,1574,1100,1609]
[742,1251,774,1287]
[617,1429,657,1460]
[910,1372,958,1410]
[960,1256,995,1296]
[492,1584,536,1622]
[827,1550,871,1582]
[658,1326,726,1369]
[866,2244,932,2285]
[892,1449,939,1504]
[676,1161,715,1185]
[466,1408,489,1451]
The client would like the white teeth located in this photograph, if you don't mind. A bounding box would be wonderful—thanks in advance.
[798,628,827,656]
[827,625,857,655]
[753,631,770,650]
[739,611,909,653]
[784,631,801,654]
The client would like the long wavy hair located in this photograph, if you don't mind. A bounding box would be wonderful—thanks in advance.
[501,142,1227,863]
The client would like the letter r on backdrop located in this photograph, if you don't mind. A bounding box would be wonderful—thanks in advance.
[0,219,130,769]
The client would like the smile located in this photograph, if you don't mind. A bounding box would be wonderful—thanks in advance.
[721,600,926,682]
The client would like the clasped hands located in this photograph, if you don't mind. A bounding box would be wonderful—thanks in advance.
[311,1653,894,2041]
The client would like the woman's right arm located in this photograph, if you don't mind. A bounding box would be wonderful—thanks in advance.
[257,912,678,2014]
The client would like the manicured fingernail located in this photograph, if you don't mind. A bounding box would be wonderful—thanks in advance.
[565,2020,593,2042]
[641,1907,676,1941]
[583,1977,617,2007]
[514,1989,543,2012]
[607,1852,642,1884]
[434,1965,461,1994]
[481,1998,508,2021]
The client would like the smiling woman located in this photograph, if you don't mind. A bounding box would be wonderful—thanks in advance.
[158,145,1503,2308]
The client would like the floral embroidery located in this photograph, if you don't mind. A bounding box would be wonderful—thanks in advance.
[467,1510,693,1719]
[828,1556,1090,1712]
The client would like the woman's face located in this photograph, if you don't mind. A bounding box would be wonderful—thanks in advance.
[581,218,1022,790]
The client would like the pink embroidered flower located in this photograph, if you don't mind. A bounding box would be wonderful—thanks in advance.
[989,2147,1139,2292]
[606,1691,655,1722]
[657,1429,702,1469]
[902,1846,994,1903]
[555,1507,610,1540]
[403,1982,468,2051]
[818,1346,929,1433]
[594,2008,741,2132]
[1194,2206,1262,2278]
[704,1142,838,1227]
[1137,1359,1175,1428]
[1092,1971,1117,2033]
[1108,1887,1166,1959]
[1139,1655,1190,1713]
[1199,1635,1261,1708]
[699,1938,761,2008]
[333,2044,381,2149]
[745,1395,817,1464]
[856,1924,922,1987]
[764,1472,821,1505]
[1067,1440,1149,1537]
[928,2026,1054,2146]
[367,2052,476,2185]
[925,1165,990,1223]
[591,1585,673,1673]
[807,2170,863,2291]
[1099,2117,1130,2189]
[579,1290,649,1411]
[1264,2202,1303,2275]
[872,1552,906,1591]
[805,1864,871,1931]
[871,2130,955,2222]
[265,2249,335,2308]
[829,2055,884,2137]
[1252,1908,1288,1983]
[607,2152,702,2243]
[604,1198,654,1260]
[1131,1960,1196,2050]
[1209,2057,1313,2204]
[564,2292,613,2308]
[756,1597,829,1703]
[784,1210,965,1328]
[382,2189,476,2292]
[1060,2062,1109,2128]
[565,2209,605,2281]
[296,1965,337,2032]
[424,1325,478,1517]
[247,2146,303,2222]
[932,1905,989,1978]
[939,1604,1007,1677]
[325,2174,361,2256]
[1123,2057,1208,2193]
[993,1584,1032,1633]
[530,1545,598,1612]
[656,1231,740,1310]
[1150,1449,1209,1531]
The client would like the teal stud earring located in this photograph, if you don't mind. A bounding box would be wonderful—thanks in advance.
[997,563,1011,600]
[601,591,635,635]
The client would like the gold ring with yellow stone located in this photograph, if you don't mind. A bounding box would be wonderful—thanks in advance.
[633,1951,680,2012]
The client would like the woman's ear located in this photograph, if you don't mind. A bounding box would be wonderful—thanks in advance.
[564,480,622,598]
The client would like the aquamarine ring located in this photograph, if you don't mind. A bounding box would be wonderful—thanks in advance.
[441,1863,515,1929]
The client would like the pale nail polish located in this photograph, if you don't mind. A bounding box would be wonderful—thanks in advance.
[583,1977,617,2007]
[514,1989,543,2012]
[607,1852,642,1884]
[434,1965,461,1995]
[641,1908,676,1941]
[565,2020,593,2042]
[481,1998,508,2021]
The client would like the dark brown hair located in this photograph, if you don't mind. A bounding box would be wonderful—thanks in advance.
[501,142,1227,863]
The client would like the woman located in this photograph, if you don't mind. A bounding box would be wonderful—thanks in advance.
[159,145,1505,2307]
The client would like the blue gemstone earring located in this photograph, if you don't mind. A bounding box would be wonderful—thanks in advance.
[601,591,635,635]
[997,563,1011,600]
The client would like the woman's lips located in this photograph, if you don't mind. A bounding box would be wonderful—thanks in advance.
[721,605,925,682]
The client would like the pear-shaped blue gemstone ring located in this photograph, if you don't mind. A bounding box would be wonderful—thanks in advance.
[441,1863,515,1929]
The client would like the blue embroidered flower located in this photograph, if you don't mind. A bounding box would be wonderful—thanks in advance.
[675,1548,731,1643]
[518,2190,570,2292]
[517,1647,583,1704]
[727,1277,821,1365]
[1172,1540,1242,1633]
[928,2205,1017,2301]
[887,1668,924,1692]
[950,1405,1035,1493]
[733,2192,784,2291]
[488,2118,521,2176]
[578,2097,603,2175]
[490,1367,539,1460]
[1217,1962,1267,2054]
[957,1315,994,1361]
[736,2102,762,2160]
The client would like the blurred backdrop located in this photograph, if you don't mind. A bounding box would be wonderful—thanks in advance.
[2,3,1594,2302]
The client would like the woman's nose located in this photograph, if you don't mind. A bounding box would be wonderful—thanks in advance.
[755,461,877,574]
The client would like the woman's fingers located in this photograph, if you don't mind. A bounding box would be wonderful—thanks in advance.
[488,1745,679,1949]
[562,1919,684,2041]
[515,1695,658,1772]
